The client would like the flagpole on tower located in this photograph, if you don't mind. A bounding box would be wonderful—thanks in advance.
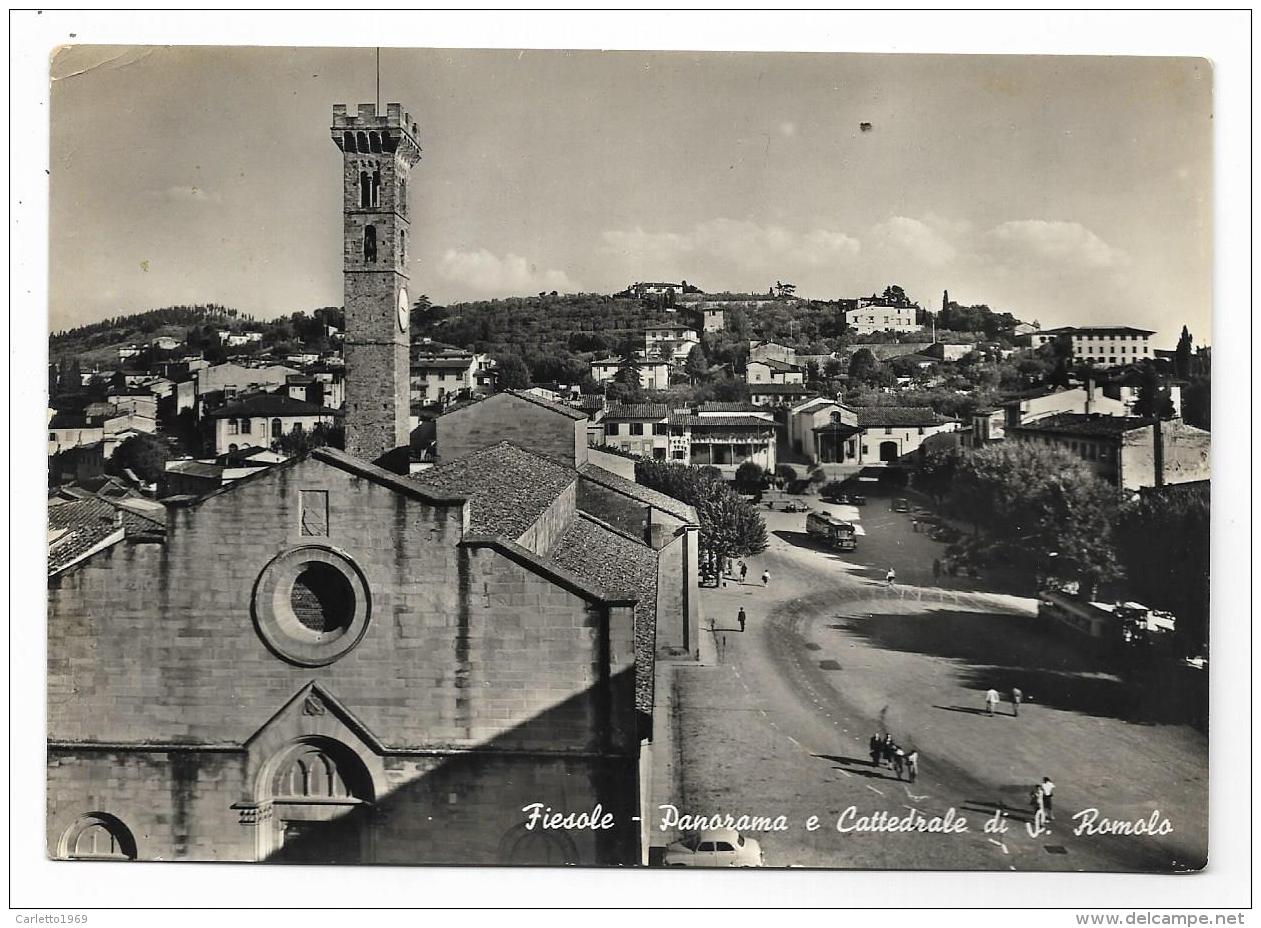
[376,47,380,111]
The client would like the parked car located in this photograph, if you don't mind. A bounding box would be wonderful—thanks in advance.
[850,494,867,506]
[892,498,911,513]
[781,500,809,513]
[663,828,764,867]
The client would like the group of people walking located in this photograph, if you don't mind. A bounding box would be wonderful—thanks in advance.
[868,732,918,782]
[984,686,1024,716]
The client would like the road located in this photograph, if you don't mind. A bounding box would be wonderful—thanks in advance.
[659,493,1208,871]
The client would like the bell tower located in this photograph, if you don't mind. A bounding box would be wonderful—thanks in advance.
[331,103,421,464]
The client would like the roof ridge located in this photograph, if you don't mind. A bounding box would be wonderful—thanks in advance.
[573,509,652,549]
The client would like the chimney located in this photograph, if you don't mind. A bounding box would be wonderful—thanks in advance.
[1084,372,1095,416]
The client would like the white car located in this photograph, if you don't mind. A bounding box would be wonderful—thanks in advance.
[662,828,764,867]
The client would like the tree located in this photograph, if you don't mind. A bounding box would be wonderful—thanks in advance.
[1174,325,1193,379]
[493,354,532,390]
[733,461,765,496]
[1183,374,1210,430]
[633,459,768,574]
[847,348,880,387]
[109,433,171,484]
[914,444,960,507]
[1115,483,1210,654]
[947,443,1123,597]
[881,284,908,303]
[684,344,710,383]
[275,422,344,456]
[774,463,798,488]
[1133,362,1175,419]
[613,340,642,390]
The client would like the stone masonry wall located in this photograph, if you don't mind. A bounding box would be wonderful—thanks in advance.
[438,394,584,468]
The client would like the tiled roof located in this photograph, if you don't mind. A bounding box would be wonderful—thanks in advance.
[548,512,659,713]
[503,389,589,421]
[748,383,812,394]
[165,460,223,479]
[47,494,165,574]
[749,358,802,373]
[575,395,606,411]
[577,463,699,524]
[698,402,762,413]
[671,414,777,429]
[411,441,577,540]
[855,406,948,428]
[1009,413,1154,437]
[412,357,476,371]
[1041,325,1156,336]
[206,392,342,418]
[605,403,670,420]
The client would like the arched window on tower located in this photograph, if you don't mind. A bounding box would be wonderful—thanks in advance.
[343,131,356,152]
[398,178,407,216]
[358,171,370,209]
[356,132,369,153]
[363,225,377,263]
[371,171,381,208]
[400,230,407,264]
[368,132,381,153]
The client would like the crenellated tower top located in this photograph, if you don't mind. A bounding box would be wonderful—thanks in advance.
[331,102,422,166]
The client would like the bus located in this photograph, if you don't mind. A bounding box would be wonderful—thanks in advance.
[1037,590,1177,652]
[806,511,857,551]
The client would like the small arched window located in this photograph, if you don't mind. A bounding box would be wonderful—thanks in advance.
[371,171,381,208]
[398,178,407,216]
[363,225,377,263]
[342,131,356,152]
[358,171,370,209]
[271,418,283,439]
[368,132,381,153]
[60,813,137,861]
[399,230,406,264]
[356,131,369,153]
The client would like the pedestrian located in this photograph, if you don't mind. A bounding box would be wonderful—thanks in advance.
[761,569,771,587]
[1029,785,1046,826]
[905,750,919,783]
[737,607,747,633]
[1011,687,1023,717]
[911,518,919,534]
[869,734,882,767]
[739,561,748,583]
[882,733,895,766]
[886,567,896,586]
[892,747,906,780]
[984,688,1000,716]
[932,558,942,580]
[1040,777,1055,820]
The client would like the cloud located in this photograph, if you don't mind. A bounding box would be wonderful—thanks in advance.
[984,220,1126,270]
[601,218,860,273]
[436,248,578,295]
[872,215,962,267]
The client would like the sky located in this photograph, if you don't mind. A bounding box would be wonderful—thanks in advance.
[49,46,1212,347]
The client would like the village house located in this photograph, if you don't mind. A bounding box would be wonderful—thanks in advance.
[1007,414,1210,491]
[1029,325,1155,368]
[745,357,805,385]
[747,382,814,407]
[643,324,699,363]
[844,293,921,335]
[748,340,798,364]
[795,405,959,467]
[589,357,671,391]
[206,391,343,455]
[601,403,672,460]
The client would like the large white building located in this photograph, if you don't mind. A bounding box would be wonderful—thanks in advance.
[1030,326,1155,368]
[844,296,921,335]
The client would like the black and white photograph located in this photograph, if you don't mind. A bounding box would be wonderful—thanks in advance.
[12,9,1251,916]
